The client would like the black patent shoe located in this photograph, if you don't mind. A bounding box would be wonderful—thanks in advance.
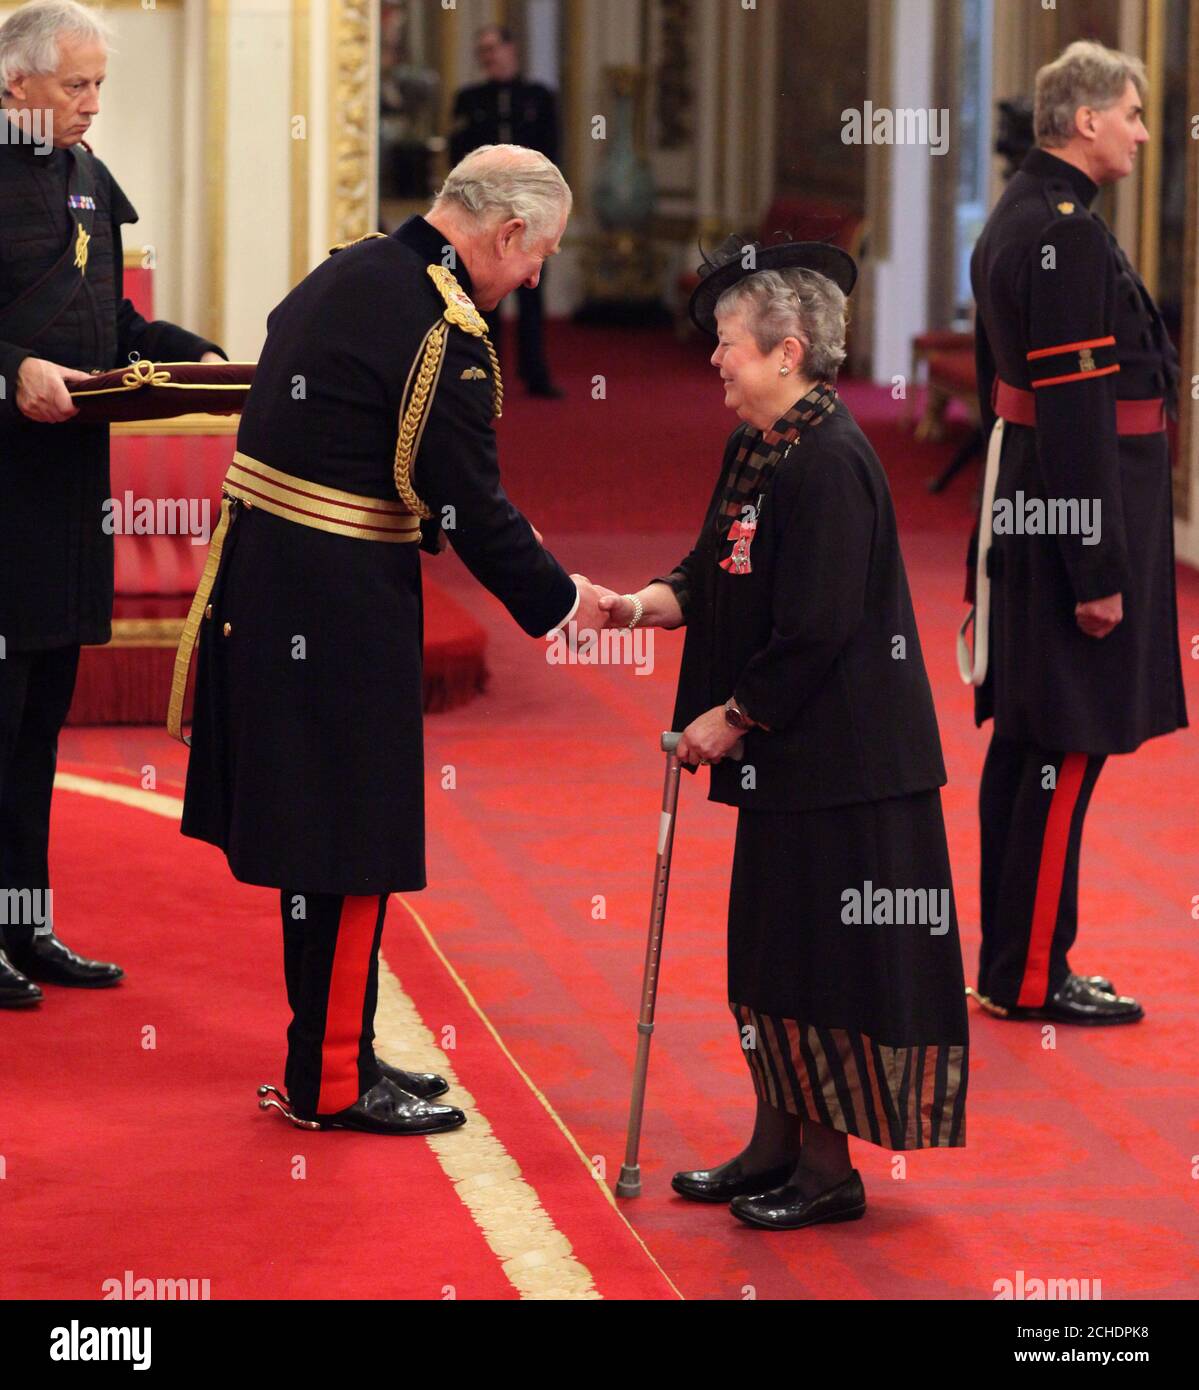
[671,1156,797,1204]
[1003,973,1143,1025]
[0,949,43,1008]
[1080,974,1115,995]
[374,1055,449,1100]
[6,933,124,988]
[731,1170,867,1231]
[258,1079,465,1134]
[317,1078,465,1135]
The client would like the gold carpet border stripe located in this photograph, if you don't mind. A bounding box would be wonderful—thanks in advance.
[54,773,184,819]
[49,774,614,1300]
[393,894,684,1301]
[373,956,600,1300]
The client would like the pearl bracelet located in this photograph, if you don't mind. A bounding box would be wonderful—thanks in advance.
[625,594,644,629]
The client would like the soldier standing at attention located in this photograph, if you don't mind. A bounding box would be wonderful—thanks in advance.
[964,41,1186,1025]
[0,0,224,1009]
[450,24,564,398]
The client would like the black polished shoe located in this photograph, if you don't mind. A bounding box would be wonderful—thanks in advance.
[315,1077,466,1136]
[374,1055,449,1100]
[1081,974,1115,995]
[6,933,124,988]
[0,950,43,1008]
[1004,973,1143,1026]
[672,1156,797,1204]
[731,1170,867,1231]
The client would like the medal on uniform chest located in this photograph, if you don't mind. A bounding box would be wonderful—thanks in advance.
[719,492,764,575]
[73,220,90,274]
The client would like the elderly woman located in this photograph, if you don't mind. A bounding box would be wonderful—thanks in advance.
[600,239,969,1229]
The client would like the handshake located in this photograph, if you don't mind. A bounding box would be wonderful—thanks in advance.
[569,575,641,633]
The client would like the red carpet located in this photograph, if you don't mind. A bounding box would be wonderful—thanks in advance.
[1,767,675,1300]
[14,324,1199,1299]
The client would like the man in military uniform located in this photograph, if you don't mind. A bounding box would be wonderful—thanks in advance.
[964,41,1186,1025]
[450,24,563,398]
[0,0,224,1009]
[175,145,609,1135]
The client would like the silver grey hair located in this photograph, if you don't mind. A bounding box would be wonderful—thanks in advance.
[1035,40,1147,147]
[716,267,848,382]
[0,0,111,97]
[432,144,571,246]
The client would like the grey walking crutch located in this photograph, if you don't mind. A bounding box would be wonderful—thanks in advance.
[616,729,740,1198]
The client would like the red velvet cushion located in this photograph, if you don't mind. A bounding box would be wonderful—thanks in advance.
[70,360,255,422]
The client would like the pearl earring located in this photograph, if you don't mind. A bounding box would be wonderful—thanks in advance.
[779,366,790,376]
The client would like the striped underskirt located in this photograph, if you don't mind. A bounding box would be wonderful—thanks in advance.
[732,1003,967,1150]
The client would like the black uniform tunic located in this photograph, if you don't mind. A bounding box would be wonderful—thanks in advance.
[970,148,1187,754]
[0,134,220,652]
[181,216,577,895]
[656,396,969,1149]
[449,77,559,165]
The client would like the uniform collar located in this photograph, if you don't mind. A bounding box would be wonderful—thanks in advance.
[0,110,66,165]
[393,214,476,300]
[1022,147,1099,208]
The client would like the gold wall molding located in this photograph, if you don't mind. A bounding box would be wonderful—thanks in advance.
[562,0,585,207]
[290,0,311,286]
[204,0,227,347]
[436,0,460,192]
[327,0,376,248]
[1137,0,1165,297]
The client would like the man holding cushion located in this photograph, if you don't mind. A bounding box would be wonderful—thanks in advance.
[0,0,224,1008]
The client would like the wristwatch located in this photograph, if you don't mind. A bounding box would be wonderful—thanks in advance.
[724,696,752,731]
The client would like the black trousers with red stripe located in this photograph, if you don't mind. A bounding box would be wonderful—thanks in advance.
[978,733,1106,1007]
[281,891,386,1118]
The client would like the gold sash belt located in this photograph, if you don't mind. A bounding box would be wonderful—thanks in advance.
[166,452,420,742]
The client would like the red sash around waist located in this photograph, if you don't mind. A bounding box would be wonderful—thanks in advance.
[992,379,1165,436]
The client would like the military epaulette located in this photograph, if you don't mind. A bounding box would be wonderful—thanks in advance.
[328,232,387,255]
[425,263,503,418]
[426,263,488,336]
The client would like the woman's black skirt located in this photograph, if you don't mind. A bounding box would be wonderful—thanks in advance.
[728,789,968,1150]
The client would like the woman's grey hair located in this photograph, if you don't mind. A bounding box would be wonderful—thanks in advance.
[0,0,111,97]
[432,144,572,246]
[716,267,848,382]
[1034,40,1147,147]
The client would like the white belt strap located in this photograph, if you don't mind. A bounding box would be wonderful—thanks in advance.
[957,416,1004,686]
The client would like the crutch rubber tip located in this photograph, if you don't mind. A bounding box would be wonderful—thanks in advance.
[615,1165,642,1198]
